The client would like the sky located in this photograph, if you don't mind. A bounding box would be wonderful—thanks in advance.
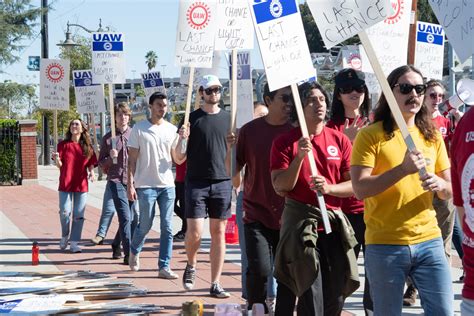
[0,0,265,85]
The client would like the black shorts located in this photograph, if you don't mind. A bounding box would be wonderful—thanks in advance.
[185,179,232,219]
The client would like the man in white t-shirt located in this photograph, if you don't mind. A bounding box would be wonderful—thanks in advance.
[127,91,180,279]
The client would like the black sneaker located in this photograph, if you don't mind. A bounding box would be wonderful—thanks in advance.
[210,282,230,298]
[123,255,129,265]
[112,244,122,259]
[173,232,185,242]
[183,264,196,290]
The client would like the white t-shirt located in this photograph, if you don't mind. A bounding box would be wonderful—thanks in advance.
[128,119,178,188]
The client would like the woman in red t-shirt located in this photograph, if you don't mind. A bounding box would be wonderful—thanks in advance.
[53,119,97,253]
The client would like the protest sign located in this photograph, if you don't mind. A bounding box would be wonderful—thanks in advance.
[73,70,106,114]
[141,71,165,102]
[39,59,70,111]
[414,22,445,80]
[215,0,254,50]
[175,0,218,68]
[91,32,126,84]
[180,51,222,86]
[229,51,253,128]
[342,46,363,70]
[428,1,474,63]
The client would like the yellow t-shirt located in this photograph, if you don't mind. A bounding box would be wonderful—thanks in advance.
[351,122,450,245]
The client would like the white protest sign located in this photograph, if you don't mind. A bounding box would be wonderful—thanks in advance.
[180,51,222,86]
[229,51,253,128]
[307,0,391,49]
[39,59,70,111]
[249,0,314,91]
[175,0,218,68]
[342,46,363,70]
[91,32,126,84]
[215,0,254,50]
[428,1,474,63]
[414,22,445,80]
[141,71,166,103]
[365,0,412,76]
[73,70,106,114]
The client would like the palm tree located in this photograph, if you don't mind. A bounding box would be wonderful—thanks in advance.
[145,51,158,72]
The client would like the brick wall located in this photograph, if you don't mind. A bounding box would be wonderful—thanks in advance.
[19,120,38,185]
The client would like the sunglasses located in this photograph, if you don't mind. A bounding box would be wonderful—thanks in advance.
[339,85,365,94]
[275,94,292,103]
[394,83,426,95]
[429,92,445,99]
[204,87,222,95]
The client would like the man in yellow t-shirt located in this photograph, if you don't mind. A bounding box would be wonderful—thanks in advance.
[351,65,453,315]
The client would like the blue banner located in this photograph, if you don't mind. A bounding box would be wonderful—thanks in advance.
[92,41,123,52]
[417,32,443,45]
[253,0,297,24]
[143,79,164,88]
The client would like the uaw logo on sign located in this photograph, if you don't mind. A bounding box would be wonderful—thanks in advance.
[45,63,65,83]
[269,0,283,18]
[229,52,251,81]
[73,71,98,87]
[142,72,164,89]
[254,0,296,24]
[187,1,211,30]
[417,23,444,45]
[384,0,405,25]
[92,33,123,51]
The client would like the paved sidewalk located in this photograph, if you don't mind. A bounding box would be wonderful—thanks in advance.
[0,165,464,315]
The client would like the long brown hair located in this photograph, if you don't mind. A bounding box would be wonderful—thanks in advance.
[372,65,437,143]
[65,119,93,158]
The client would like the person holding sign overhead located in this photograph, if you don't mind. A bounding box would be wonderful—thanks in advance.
[271,82,359,315]
[351,65,453,315]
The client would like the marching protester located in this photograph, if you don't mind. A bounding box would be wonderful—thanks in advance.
[127,92,179,279]
[53,119,97,253]
[229,84,294,313]
[351,65,453,315]
[271,81,359,315]
[175,75,232,298]
[98,102,137,265]
[90,185,115,246]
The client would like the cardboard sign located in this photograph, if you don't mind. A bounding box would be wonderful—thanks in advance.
[175,0,218,68]
[365,0,412,76]
[307,0,392,49]
[73,70,106,114]
[180,51,222,86]
[141,71,166,103]
[215,0,254,50]
[429,1,474,63]
[414,22,445,80]
[91,32,126,84]
[39,59,70,111]
[342,46,363,70]
[229,51,253,128]
[249,0,314,91]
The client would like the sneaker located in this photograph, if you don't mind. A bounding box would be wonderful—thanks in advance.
[266,297,276,315]
[90,235,104,245]
[403,284,417,306]
[210,282,230,298]
[123,256,129,265]
[70,241,82,253]
[129,252,140,272]
[173,231,185,242]
[158,267,179,279]
[59,237,68,250]
[183,264,196,290]
[111,244,122,259]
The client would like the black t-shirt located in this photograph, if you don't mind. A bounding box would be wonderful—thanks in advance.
[178,108,230,180]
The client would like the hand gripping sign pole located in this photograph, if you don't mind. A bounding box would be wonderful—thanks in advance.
[181,66,195,154]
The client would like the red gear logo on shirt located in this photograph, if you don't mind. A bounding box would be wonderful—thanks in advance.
[384,0,404,25]
[186,2,211,30]
[45,63,65,83]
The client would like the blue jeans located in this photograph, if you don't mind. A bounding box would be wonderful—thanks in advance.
[132,187,175,269]
[96,184,115,237]
[365,238,453,316]
[58,191,87,242]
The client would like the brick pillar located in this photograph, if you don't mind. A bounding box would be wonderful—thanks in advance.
[19,120,38,185]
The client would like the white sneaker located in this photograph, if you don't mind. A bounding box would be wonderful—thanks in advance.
[59,237,68,250]
[266,297,276,316]
[158,267,179,279]
[70,241,82,253]
[129,252,140,271]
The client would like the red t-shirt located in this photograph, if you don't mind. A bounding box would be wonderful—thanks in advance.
[236,117,293,230]
[450,108,474,299]
[432,114,452,154]
[175,161,187,183]
[270,126,352,209]
[326,119,364,214]
[57,141,97,192]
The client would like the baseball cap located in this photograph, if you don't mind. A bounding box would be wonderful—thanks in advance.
[200,75,222,89]
[335,68,365,87]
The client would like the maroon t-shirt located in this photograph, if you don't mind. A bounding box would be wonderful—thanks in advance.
[57,141,97,192]
[270,126,352,209]
[432,114,452,155]
[175,161,187,183]
[236,117,293,230]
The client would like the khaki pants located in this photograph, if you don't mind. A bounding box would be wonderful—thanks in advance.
[433,195,456,262]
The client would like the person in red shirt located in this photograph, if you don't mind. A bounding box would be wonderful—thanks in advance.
[451,105,474,315]
[53,119,97,253]
[173,160,187,241]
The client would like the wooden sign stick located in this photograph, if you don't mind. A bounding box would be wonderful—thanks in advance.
[107,83,117,164]
[53,110,58,150]
[181,66,195,154]
[290,83,332,234]
[230,49,238,176]
[88,113,99,158]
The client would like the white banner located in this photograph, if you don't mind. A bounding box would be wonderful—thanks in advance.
[91,32,126,84]
[249,0,314,91]
[141,71,166,103]
[230,51,253,128]
[215,0,254,50]
[428,1,474,63]
[39,59,70,111]
[414,22,445,80]
[175,0,218,68]
[73,70,106,114]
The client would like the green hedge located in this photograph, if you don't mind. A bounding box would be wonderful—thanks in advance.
[0,119,19,184]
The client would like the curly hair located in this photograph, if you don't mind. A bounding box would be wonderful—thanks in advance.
[64,119,93,158]
[289,81,331,123]
[372,65,437,143]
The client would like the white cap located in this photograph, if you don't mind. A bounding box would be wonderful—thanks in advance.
[200,75,222,89]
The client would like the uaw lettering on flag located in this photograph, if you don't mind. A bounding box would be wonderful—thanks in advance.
[249,0,314,91]
[91,32,126,84]
[229,51,253,128]
[73,70,106,114]
[414,22,445,80]
[141,71,166,102]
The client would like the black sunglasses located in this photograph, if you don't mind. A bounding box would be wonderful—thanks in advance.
[339,85,365,94]
[204,87,222,95]
[394,83,426,95]
[275,94,292,103]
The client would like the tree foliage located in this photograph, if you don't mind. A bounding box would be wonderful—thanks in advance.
[145,50,157,72]
[0,80,37,118]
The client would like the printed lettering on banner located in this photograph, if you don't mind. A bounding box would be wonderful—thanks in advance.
[307,0,392,49]
[141,71,166,102]
[414,22,445,80]
[229,51,253,127]
[215,0,254,50]
[73,70,106,113]
[39,59,70,111]
[91,32,126,84]
[175,0,218,68]
[428,1,474,63]
[249,0,315,91]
